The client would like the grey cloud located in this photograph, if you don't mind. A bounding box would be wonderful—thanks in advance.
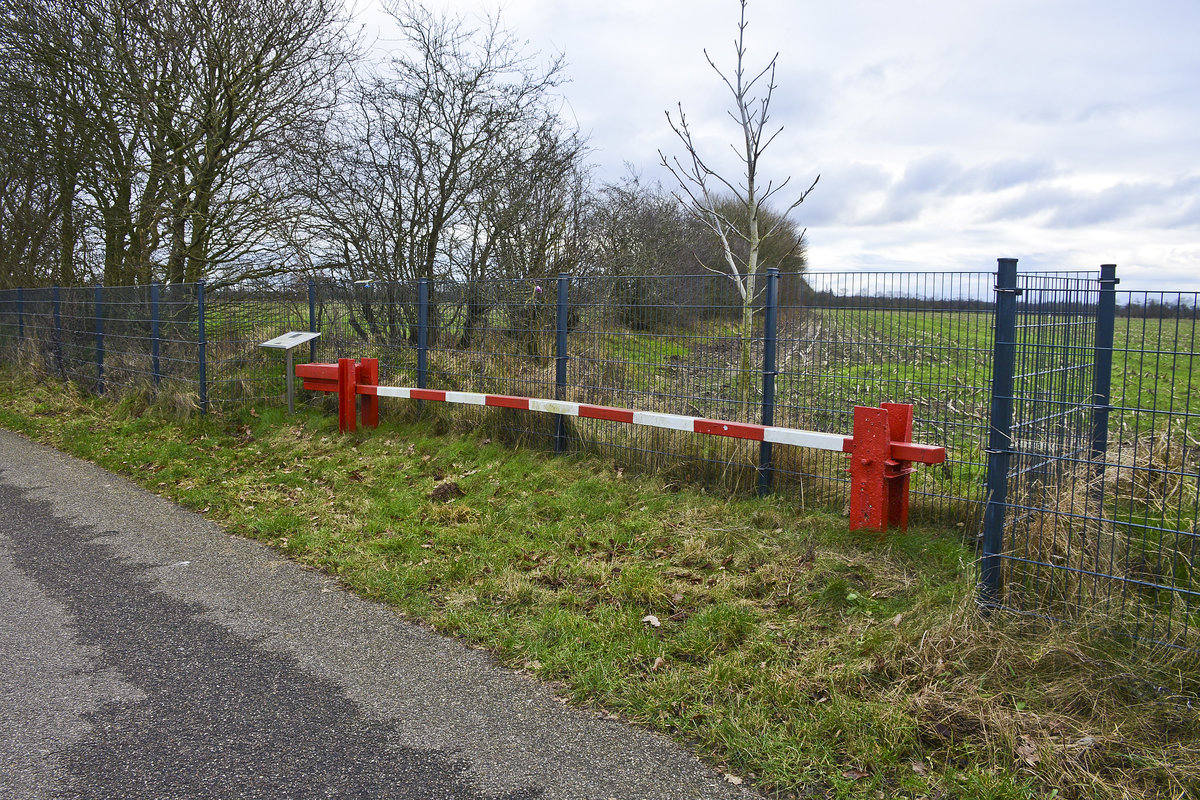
[955,158,1059,192]
[851,155,1059,226]
[894,155,1057,196]
[893,154,963,195]
[989,175,1200,229]
[991,186,1074,221]
[799,162,891,226]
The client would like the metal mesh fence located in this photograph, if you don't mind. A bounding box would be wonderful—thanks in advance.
[983,266,1200,648]
[564,273,763,495]
[5,264,1199,646]
[204,284,310,410]
[772,272,996,522]
[0,272,1016,523]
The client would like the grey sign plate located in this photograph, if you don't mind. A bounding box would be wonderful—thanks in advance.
[260,331,321,350]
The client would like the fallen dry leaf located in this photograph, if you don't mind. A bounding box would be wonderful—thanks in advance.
[641,614,661,628]
[842,769,869,780]
[650,656,665,671]
[1016,736,1040,766]
[910,760,928,776]
[722,774,743,785]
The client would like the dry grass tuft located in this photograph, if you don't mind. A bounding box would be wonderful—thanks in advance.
[897,598,1200,799]
[1108,421,1200,524]
[999,422,1199,646]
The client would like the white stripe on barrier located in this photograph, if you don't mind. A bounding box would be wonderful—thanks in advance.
[375,386,411,399]
[529,398,581,416]
[763,426,846,452]
[446,391,486,406]
[633,411,695,432]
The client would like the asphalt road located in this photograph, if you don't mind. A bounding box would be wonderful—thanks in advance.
[0,429,755,800]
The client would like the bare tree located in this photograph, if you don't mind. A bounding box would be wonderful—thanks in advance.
[303,2,582,345]
[0,0,353,288]
[659,0,817,404]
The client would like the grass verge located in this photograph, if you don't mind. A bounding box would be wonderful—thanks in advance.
[1,369,1197,799]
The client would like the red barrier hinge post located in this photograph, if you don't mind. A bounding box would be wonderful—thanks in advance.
[358,358,379,428]
[337,358,357,433]
[300,357,379,432]
[848,403,919,533]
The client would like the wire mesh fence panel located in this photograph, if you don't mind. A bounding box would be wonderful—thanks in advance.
[1091,290,1199,645]
[988,270,1199,648]
[2,287,60,378]
[565,273,766,492]
[0,289,20,363]
[204,282,310,409]
[772,271,996,523]
[154,283,203,402]
[427,277,559,397]
[310,281,421,390]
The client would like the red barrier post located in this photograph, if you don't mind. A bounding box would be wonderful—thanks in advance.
[882,402,915,532]
[359,358,379,428]
[848,406,891,532]
[337,358,356,433]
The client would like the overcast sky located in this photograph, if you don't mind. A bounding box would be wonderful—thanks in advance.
[358,0,1200,291]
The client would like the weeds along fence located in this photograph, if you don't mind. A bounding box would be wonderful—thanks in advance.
[1,264,1197,647]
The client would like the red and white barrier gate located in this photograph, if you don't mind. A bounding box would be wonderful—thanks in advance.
[297,358,946,533]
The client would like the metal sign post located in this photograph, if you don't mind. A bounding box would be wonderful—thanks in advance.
[260,331,321,413]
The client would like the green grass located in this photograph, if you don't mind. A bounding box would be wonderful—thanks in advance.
[1,369,1197,800]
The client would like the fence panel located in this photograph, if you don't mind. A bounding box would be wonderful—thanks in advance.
[772,271,996,523]
[204,282,309,408]
[983,266,1199,648]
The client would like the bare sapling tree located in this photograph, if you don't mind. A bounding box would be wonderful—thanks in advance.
[660,0,817,407]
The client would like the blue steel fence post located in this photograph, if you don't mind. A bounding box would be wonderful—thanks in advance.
[94,284,104,394]
[417,278,429,389]
[554,273,570,454]
[416,278,429,416]
[16,287,23,342]
[758,268,779,497]
[981,258,1019,609]
[52,285,63,377]
[308,279,317,363]
[197,280,208,415]
[150,282,161,387]
[1090,264,1118,472]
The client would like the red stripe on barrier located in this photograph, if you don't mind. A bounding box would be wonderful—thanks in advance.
[693,419,765,441]
[411,389,446,402]
[486,395,530,410]
[579,404,635,424]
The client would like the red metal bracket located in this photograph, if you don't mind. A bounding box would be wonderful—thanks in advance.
[847,403,921,533]
[296,357,378,433]
[359,358,379,429]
